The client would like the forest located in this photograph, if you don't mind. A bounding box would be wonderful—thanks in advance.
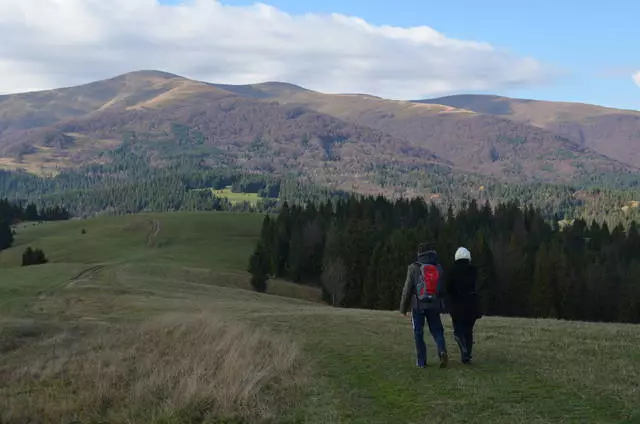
[2,129,640,225]
[249,197,640,324]
[0,198,70,251]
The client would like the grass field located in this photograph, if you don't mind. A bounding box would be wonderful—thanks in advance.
[1,212,639,423]
[210,186,268,206]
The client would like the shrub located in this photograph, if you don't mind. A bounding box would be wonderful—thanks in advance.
[21,247,48,266]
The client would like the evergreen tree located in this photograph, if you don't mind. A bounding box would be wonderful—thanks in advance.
[24,203,39,221]
[321,222,347,306]
[0,219,13,251]
[272,202,292,276]
[288,221,304,283]
[248,241,270,293]
[618,260,640,323]
[21,247,48,266]
[248,194,640,324]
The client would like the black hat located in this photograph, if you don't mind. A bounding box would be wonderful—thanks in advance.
[417,242,435,256]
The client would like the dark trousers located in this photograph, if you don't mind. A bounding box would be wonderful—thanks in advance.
[452,315,476,363]
[411,308,447,367]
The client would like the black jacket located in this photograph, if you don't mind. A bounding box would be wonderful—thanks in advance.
[445,259,482,320]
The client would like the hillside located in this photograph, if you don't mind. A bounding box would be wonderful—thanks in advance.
[0,213,639,423]
[417,94,640,168]
[222,82,632,181]
[0,72,444,193]
[0,70,231,132]
[0,71,637,192]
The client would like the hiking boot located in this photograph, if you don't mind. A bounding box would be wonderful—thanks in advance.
[439,351,448,368]
[455,335,468,359]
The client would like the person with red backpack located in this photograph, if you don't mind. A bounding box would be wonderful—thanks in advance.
[399,243,449,368]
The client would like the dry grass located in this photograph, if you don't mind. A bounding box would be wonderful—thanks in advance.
[3,213,639,423]
[0,313,307,424]
[0,133,120,176]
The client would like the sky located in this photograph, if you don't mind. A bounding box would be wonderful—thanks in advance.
[0,0,638,110]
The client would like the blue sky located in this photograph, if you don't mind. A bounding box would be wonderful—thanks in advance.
[202,0,639,109]
[2,0,638,110]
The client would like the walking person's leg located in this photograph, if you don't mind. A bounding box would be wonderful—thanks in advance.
[426,308,448,368]
[452,314,469,362]
[411,309,427,367]
[465,318,477,363]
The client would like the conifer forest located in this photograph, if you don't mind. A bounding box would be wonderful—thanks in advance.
[250,197,640,324]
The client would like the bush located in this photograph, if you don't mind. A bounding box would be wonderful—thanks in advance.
[21,247,48,266]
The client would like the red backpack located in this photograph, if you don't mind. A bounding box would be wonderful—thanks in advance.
[415,262,440,301]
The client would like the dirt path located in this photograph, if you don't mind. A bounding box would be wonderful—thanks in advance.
[146,219,161,247]
[66,265,105,287]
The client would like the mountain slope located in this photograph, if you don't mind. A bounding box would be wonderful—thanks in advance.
[0,71,637,189]
[0,70,233,132]
[223,82,634,181]
[416,94,640,168]
[0,72,445,192]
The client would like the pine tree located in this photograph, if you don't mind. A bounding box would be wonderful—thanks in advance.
[301,218,325,281]
[0,219,13,251]
[363,242,385,309]
[288,222,303,282]
[248,241,270,293]
[24,203,38,221]
[244,194,640,323]
[22,247,34,266]
[21,247,48,266]
[470,231,496,316]
[321,222,347,306]
[272,202,292,276]
[618,260,640,323]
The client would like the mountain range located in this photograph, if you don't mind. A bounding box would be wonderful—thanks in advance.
[1,70,639,195]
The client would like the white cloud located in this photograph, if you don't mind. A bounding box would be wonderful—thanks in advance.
[633,71,640,88]
[0,0,555,99]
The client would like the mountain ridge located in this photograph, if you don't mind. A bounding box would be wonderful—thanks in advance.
[414,94,640,168]
[0,70,638,194]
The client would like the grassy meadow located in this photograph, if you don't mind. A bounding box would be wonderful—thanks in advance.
[211,187,266,206]
[0,212,639,423]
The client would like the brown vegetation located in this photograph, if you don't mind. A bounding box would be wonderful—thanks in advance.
[232,83,636,180]
[418,94,640,168]
[1,71,639,184]
[0,313,306,424]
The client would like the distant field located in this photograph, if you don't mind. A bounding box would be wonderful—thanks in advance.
[0,212,639,423]
[188,185,276,206]
[205,186,273,205]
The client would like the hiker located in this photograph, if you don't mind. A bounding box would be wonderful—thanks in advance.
[399,243,448,368]
[446,247,482,364]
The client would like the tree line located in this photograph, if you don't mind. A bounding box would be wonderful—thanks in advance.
[0,159,350,218]
[372,163,640,228]
[0,198,70,252]
[249,197,640,324]
[3,130,640,226]
[0,198,70,223]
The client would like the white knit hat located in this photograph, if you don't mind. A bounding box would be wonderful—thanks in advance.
[455,247,471,262]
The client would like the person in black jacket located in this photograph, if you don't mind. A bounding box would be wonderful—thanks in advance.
[445,247,482,364]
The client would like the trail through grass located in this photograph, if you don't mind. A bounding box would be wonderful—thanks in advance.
[0,212,639,423]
